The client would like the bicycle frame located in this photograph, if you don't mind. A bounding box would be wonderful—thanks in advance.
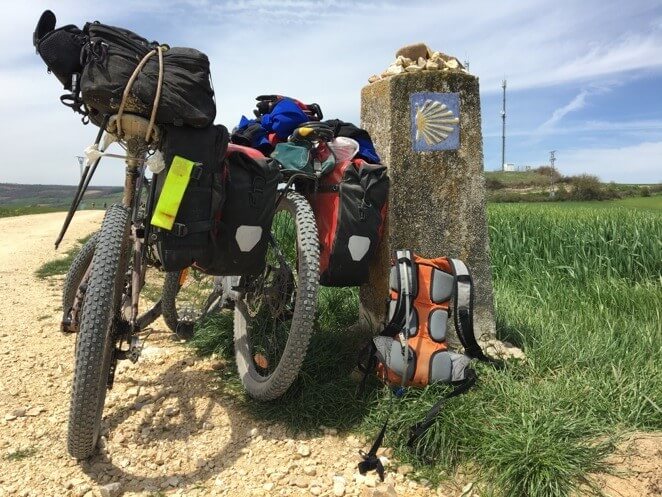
[59,114,161,340]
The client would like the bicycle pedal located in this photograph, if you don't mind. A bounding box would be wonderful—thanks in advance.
[127,329,152,363]
[127,337,143,363]
[60,317,77,333]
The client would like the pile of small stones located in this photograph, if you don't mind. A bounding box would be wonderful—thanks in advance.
[368,43,468,83]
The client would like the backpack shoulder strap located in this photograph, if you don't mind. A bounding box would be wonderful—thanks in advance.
[382,249,416,337]
[448,258,492,362]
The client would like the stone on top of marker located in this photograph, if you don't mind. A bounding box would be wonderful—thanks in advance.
[368,43,467,83]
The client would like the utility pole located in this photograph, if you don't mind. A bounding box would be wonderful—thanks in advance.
[501,79,507,171]
[549,150,557,198]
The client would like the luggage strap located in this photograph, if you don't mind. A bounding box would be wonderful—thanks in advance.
[170,219,216,237]
[407,368,477,447]
[447,258,496,364]
[358,420,387,482]
[382,250,416,339]
[116,45,166,143]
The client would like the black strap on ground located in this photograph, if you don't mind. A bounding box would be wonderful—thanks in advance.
[358,421,387,482]
[356,341,378,397]
[407,368,477,447]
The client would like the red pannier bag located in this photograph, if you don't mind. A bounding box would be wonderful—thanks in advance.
[307,157,389,287]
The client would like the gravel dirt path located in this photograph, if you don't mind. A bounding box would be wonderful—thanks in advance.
[0,212,434,497]
[0,212,658,497]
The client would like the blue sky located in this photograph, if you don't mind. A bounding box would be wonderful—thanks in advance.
[2,0,661,185]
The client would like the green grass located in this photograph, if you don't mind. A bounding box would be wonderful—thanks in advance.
[191,286,374,429]
[486,170,552,187]
[191,202,662,497]
[34,234,94,279]
[544,195,662,211]
[0,205,62,218]
[4,447,37,461]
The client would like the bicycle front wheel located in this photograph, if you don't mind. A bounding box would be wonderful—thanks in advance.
[234,191,319,401]
[67,204,130,459]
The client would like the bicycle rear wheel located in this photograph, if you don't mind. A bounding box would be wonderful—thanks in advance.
[67,204,130,459]
[62,232,98,330]
[62,231,161,333]
[233,191,319,400]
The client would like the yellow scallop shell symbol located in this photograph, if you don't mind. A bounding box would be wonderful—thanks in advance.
[415,100,459,146]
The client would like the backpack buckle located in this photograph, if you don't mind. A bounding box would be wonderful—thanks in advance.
[190,163,204,181]
[249,177,266,207]
[172,223,188,237]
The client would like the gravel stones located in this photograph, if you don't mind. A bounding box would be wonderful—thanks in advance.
[333,476,347,496]
[5,408,26,421]
[98,482,122,497]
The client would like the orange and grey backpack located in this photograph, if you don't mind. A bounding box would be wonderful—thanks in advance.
[358,250,497,479]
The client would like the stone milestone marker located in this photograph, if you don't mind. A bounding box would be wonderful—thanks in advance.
[359,44,496,341]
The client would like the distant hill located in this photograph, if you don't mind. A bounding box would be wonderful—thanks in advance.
[484,170,661,202]
[0,183,123,209]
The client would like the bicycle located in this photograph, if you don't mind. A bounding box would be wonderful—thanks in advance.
[57,112,321,458]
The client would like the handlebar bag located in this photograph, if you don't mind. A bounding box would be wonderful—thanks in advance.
[307,158,389,287]
[80,22,216,128]
[204,145,280,276]
[152,124,229,272]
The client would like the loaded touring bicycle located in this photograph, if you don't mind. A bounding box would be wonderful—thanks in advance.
[35,11,321,459]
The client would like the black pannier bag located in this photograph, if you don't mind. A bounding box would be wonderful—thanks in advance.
[152,124,229,272]
[80,22,216,127]
[308,158,389,287]
[33,10,87,90]
[204,146,280,276]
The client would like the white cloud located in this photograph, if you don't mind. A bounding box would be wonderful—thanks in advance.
[537,90,590,132]
[2,0,662,184]
[559,140,662,183]
[484,119,662,138]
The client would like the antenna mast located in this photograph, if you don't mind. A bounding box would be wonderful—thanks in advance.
[501,80,507,171]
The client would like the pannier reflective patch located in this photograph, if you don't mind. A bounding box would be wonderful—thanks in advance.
[235,226,262,252]
[151,155,196,230]
[348,235,371,261]
[431,269,454,303]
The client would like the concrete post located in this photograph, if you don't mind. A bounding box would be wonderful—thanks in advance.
[359,63,496,342]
